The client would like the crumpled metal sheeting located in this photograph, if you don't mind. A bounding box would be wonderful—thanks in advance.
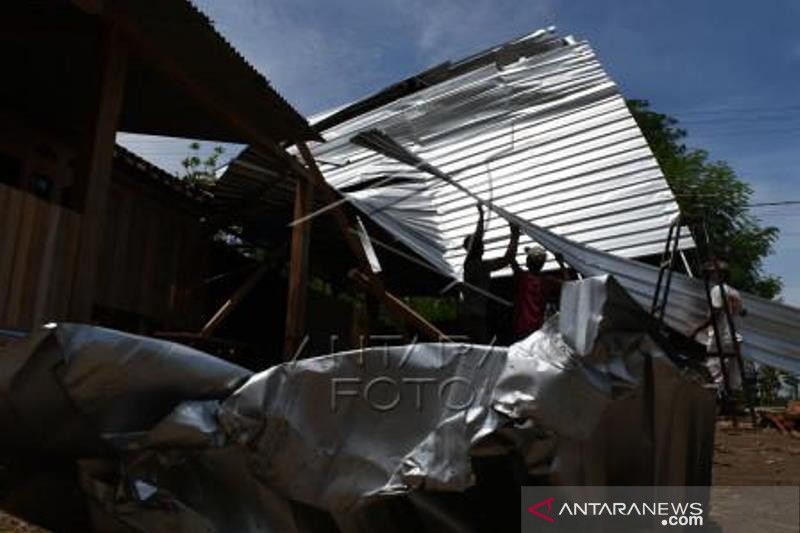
[496,276,715,486]
[0,324,250,455]
[553,361,716,486]
[0,277,715,532]
[554,276,715,485]
[0,324,288,533]
[218,275,713,527]
[76,441,301,533]
[219,342,510,514]
[310,28,694,278]
[503,206,800,375]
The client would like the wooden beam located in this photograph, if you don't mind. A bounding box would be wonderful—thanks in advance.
[296,143,447,342]
[69,24,127,319]
[284,174,313,358]
[349,270,448,341]
[200,263,269,338]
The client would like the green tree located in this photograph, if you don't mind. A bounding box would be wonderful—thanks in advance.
[181,142,225,188]
[758,366,781,405]
[627,99,781,298]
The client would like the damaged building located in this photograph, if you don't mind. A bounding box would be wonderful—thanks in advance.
[1,2,800,532]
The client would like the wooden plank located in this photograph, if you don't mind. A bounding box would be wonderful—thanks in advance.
[349,270,448,341]
[296,142,447,342]
[18,195,48,327]
[0,186,23,322]
[70,24,128,319]
[47,209,82,322]
[107,192,131,309]
[94,187,120,307]
[201,263,269,338]
[123,198,147,315]
[284,176,313,359]
[184,221,208,329]
[6,193,37,327]
[44,207,67,322]
[166,209,185,324]
[137,201,159,319]
[764,413,789,435]
[0,186,10,312]
[171,215,206,330]
[58,212,82,319]
[151,208,175,318]
[33,203,61,325]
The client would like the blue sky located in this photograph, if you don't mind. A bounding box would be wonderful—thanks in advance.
[118,0,800,304]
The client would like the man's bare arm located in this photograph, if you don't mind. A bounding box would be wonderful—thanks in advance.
[554,252,570,281]
[465,204,485,262]
[485,223,520,272]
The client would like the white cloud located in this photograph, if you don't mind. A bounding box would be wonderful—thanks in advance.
[194,0,382,113]
[390,0,555,64]
[120,0,557,171]
[193,0,555,114]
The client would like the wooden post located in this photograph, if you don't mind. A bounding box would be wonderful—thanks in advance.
[295,143,447,342]
[70,24,127,319]
[348,270,448,341]
[284,175,313,358]
[200,263,269,338]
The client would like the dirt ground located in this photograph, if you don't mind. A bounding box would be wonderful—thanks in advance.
[713,419,800,485]
[0,512,49,533]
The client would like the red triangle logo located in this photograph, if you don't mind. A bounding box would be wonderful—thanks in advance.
[528,497,554,523]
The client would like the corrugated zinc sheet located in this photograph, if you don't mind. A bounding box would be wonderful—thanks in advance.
[310,28,693,278]
[353,126,800,377]
[507,206,800,375]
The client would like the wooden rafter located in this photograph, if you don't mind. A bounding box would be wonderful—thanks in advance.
[284,175,313,358]
[295,143,447,343]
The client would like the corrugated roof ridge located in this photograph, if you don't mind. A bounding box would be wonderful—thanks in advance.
[311,26,566,133]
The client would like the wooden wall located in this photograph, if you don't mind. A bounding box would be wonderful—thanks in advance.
[0,176,210,333]
[0,183,81,328]
[93,177,208,332]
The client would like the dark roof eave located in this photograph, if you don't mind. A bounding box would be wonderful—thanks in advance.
[87,0,321,144]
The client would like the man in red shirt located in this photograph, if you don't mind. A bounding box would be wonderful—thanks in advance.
[511,245,568,340]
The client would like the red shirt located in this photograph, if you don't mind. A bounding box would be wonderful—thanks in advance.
[513,272,561,338]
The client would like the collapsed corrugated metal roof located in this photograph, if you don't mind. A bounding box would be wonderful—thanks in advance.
[353,127,800,376]
[307,27,694,278]
[513,211,800,375]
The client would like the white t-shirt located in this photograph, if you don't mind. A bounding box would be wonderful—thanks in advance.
[706,283,743,354]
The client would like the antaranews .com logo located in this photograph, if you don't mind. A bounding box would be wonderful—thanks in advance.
[527,497,703,527]
[521,486,799,533]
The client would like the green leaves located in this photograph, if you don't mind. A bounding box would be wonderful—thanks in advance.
[628,100,782,299]
[180,142,226,189]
